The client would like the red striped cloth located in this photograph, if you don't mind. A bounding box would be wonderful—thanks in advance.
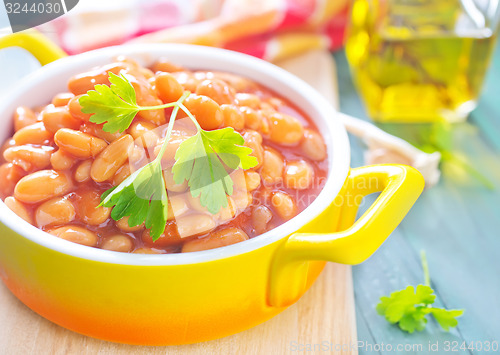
[39,0,349,61]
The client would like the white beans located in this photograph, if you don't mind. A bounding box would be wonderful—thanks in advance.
[176,214,216,238]
[54,129,108,159]
[74,190,111,226]
[301,129,327,161]
[14,106,37,131]
[35,197,76,228]
[4,145,54,170]
[182,227,249,253]
[13,122,51,145]
[221,104,244,131]
[42,105,81,133]
[284,160,314,190]
[48,226,98,247]
[187,194,209,213]
[91,134,133,182]
[112,164,132,185]
[267,112,304,145]
[14,170,73,204]
[260,148,284,185]
[271,191,297,220]
[128,120,159,148]
[101,234,134,252]
[252,205,272,234]
[163,168,188,192]
[244,170,261,191]
[116,216,144,232]
[4,196,33,224]
[232,191,253,211]
[168,195,189,220]
[214,197,236,222]
[235,93,260,109]
[74,160,92,183]
[243,130,264,169]
[51,150,76,171]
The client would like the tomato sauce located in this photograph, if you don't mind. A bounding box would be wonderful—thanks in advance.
[0,57,328,253]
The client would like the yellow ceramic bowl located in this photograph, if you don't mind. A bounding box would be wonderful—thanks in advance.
[0,34,424,345]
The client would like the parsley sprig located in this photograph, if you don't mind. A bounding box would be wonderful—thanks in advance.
[80,73,182,133]
[172,104,257,214]
[80,72,257,241]
[376,251,464,333]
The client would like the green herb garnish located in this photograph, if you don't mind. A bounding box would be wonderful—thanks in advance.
[80,73,258,241]
[376,250,464,333]
[80,72,181,133]
[172,104,257,214]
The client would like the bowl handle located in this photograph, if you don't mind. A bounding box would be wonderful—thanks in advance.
[0,31,67,65]
[268,164,424,307]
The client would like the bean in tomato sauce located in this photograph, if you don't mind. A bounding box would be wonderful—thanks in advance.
[0,57,328,253]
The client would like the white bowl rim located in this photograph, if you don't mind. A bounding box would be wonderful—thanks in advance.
[0,43,350,265]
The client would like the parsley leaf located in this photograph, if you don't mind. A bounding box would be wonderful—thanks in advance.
[377,285,435,333]
[398,307,428,333]
[376,285,435,323]
[172,127,258,214]
[376,251,464,333]
[109,72,137,104]
[429,308,464,331]
[101,162,168,239]
[99,93,188,241]
[79,73,141,133]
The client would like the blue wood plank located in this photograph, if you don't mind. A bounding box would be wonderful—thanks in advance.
[334,47,500,355]
[470,38,500,152]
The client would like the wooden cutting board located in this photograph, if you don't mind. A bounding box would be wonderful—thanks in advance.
[0,50,357,355]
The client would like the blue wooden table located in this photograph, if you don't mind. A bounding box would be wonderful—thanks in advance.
[334,40,500,354]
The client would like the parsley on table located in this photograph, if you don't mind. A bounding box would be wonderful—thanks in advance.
[80,72,258,241]
[376,251,464,333]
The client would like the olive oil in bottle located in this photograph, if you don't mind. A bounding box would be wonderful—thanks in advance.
[346,0,498,122]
